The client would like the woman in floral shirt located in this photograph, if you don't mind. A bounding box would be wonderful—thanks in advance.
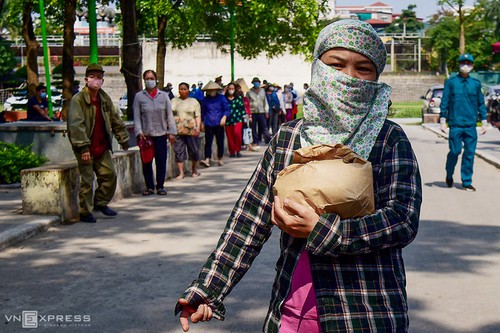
[224,82,247,157]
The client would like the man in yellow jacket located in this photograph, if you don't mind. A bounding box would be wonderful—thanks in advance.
[67,63,130,223]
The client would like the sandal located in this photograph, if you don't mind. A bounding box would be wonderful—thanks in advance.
[192,171,200,178]
[157,188,167,195]
[142,189,154,196]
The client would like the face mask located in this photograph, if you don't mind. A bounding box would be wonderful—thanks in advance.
[253,82,260,88]
[40,93,47,99]
[207,90,217,97]
[87,77,103,90]
[227,89,235,95]
[268,87,275,92]
[145,80,156,89]
[301,59,392,159]
[459,64,473,75]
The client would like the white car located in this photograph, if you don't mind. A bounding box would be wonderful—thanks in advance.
[3,88,63,112]
[3,90,28,111]
[117,93,127,116]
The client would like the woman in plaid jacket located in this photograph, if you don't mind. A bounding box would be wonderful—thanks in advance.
[176,19,422,333]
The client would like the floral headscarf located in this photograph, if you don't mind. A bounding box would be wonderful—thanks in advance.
[300,19,392,159]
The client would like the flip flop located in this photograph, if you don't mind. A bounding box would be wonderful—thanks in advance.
[142,189,154,196]
[157,189,167,195]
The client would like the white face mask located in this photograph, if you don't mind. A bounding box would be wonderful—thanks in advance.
[227,89,235,95]
[459,64,473,75]
[145,80,157,89]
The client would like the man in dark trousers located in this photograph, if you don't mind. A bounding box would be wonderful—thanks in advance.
[440,53,488,192]
[67,63,130,223]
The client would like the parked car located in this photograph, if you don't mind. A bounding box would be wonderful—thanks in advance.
[3,86,63,113]
[117,93,127,117]
[421,85,444,117]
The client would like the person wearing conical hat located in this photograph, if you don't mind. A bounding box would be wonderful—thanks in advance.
[200,80,230,167]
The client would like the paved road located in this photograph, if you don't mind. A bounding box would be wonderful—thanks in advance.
[1,121,499,332]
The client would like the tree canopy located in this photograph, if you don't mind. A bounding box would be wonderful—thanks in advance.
[425,1,498,72]
[384,4,424,34]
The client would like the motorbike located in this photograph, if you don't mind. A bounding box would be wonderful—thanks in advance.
[488,92,500,130]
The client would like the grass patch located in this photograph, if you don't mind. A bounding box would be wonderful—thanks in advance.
[389,101,422,118]
[296,101,423,120]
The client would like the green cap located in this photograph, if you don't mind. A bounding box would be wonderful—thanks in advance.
[85,63,105,76]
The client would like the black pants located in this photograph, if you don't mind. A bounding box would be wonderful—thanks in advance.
[204,125,225,159]
[142,135,167,190]
[251,113,271,145]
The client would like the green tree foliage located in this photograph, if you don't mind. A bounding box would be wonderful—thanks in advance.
[384,4,424,34]
[425,4,497,73]
[205,0,329,59]
[479,0,500,38]
[136,0,329,59]
[0,38,17,76]
[437,0,470,53]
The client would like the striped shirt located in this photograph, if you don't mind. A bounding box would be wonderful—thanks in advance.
[176,118,422,333]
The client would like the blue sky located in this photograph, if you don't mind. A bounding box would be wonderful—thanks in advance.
[335,0,476,20]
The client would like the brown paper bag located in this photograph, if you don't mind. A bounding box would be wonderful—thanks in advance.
[273,144,374,219]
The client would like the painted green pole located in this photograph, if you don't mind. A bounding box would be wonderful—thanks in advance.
[88,0,98,63]
[230,4,235,82]
[38,0,53,117]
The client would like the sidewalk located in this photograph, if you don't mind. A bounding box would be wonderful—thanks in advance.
[1,120,499,251]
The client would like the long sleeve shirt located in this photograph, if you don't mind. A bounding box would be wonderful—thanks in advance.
[133,89,177,137]
[201,94,230,127]
[176,119,422,333]
[246,88,269,114]
[226,96,246,125]
[440,74,487,127]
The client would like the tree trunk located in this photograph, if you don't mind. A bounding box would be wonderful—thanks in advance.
[22,0,39,97]
[458,3,465,54]
[156,15,167,89]
[61,0,77,121]
[120,0,142,121]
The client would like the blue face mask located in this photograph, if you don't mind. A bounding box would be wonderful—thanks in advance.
[40,93,47,99]
[253,82,260,88]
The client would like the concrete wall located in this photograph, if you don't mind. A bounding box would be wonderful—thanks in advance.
[0,121,136,163]
[21,149,143,223]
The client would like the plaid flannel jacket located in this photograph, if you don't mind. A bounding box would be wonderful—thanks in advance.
[176,118,422,333]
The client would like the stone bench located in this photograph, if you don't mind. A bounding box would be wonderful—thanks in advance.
[21,149,143,223]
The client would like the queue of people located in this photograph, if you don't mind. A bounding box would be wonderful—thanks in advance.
[66,63,307,222]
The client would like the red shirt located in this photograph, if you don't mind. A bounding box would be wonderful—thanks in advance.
[148,88,158,99]
[90,95,110,157]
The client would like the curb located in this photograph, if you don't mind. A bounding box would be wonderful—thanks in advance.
[422,124,500,169]
[0,216,60,251]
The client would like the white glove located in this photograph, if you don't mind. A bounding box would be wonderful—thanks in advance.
[479,120,488,135]
[440,117,447,133]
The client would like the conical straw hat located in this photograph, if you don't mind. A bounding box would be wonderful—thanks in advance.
[234,78,250,94]
[202,80,222,91]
